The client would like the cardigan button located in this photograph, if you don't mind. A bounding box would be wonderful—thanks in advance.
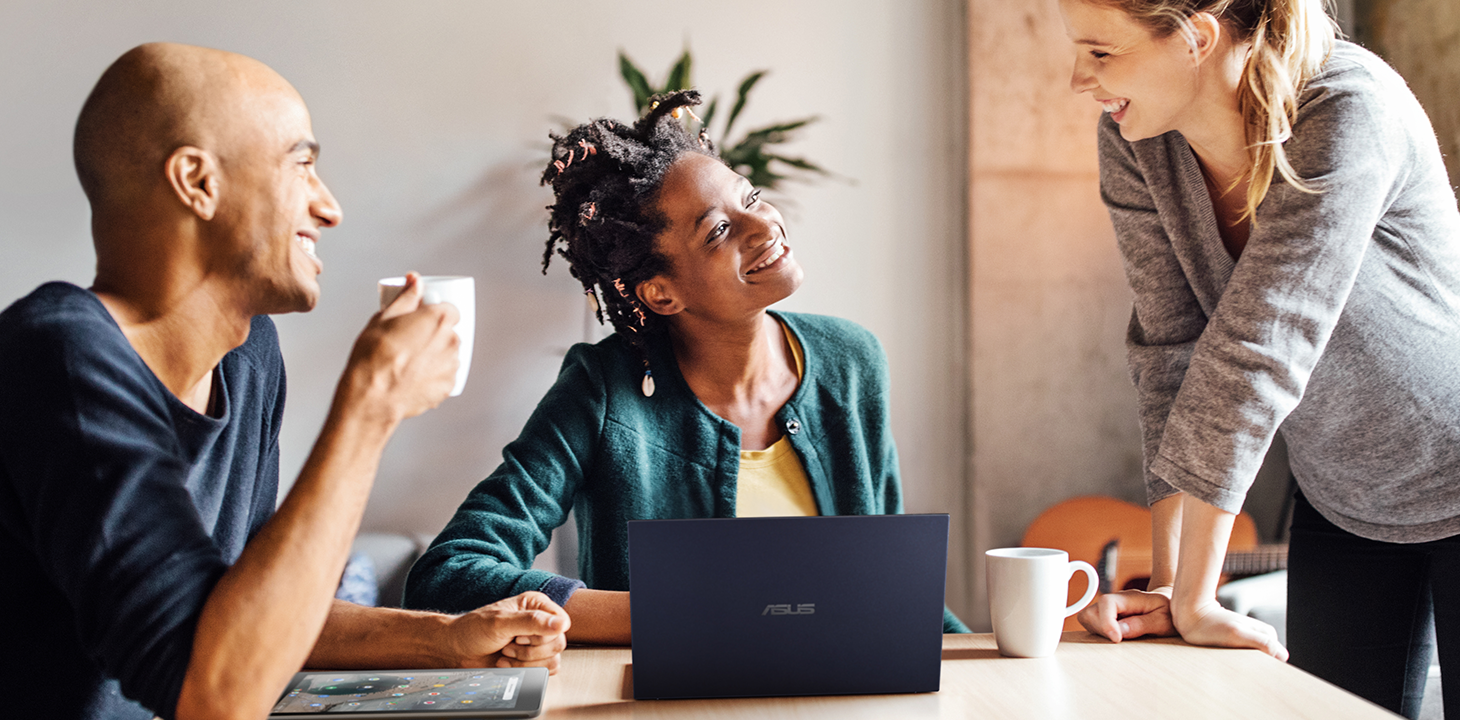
[785,418,801,435]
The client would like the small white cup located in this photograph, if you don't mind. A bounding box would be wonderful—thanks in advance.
[378,275,475,397]
[986,547,1098,658]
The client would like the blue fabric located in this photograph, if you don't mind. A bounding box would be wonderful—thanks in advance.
[404,311,969,633]
[0,282,285,720]
[336,551,381,607]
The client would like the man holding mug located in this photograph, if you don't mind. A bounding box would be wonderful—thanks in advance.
[0,43,568,720]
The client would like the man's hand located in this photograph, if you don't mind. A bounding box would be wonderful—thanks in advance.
[341,272,460,426]
[1077,586,1177,642]
[446,592,571,675]
[1174,598,1288,660]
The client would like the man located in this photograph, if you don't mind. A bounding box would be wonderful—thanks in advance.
[0,43,569,720]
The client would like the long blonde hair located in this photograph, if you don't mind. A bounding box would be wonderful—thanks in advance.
[1097,0,1337,221]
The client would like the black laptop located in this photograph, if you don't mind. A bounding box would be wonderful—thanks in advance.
[627,514,949,700]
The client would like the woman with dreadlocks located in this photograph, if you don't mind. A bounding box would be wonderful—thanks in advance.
[404,90,969,643]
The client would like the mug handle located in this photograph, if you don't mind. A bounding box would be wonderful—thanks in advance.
[1064,560,1099,617]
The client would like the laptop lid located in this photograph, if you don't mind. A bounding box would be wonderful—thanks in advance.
[628,514,949,700]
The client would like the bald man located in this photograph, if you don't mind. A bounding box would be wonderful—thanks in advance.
[0,44,569,720]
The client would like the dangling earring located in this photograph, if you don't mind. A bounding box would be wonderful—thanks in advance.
[612,277,655,397]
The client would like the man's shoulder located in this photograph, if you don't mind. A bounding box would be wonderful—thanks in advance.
[0,283,167,444]
[2,280,109,324]
[229,315,283,375]
[0,282,126,360]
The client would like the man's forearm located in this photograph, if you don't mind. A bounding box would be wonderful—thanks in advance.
[177,388,397,720]
[318,591,573,677]
[308,600,458,669]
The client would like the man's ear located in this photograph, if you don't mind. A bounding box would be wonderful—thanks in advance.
[164,146,221,221]
[637,276,684,317]
[1187,12,1222,64]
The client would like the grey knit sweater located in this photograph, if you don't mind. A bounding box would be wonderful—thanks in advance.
[1100,40,1460,543]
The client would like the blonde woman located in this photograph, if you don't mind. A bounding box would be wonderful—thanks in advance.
[1059,0,1460,715]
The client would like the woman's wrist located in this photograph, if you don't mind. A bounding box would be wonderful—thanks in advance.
[1143,583,1174,600]
[562,589,632,645]
[1169,590,1220,630]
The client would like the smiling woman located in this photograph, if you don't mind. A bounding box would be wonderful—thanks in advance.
[1056,0,1460,717]
[401,90,969,643]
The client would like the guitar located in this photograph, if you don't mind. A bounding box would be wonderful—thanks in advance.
[1020,496,1288,631]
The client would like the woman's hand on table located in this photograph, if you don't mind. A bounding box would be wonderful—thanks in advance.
[448,591,571,674]
[1173,597,1288,661]
[1077,585,1177,642]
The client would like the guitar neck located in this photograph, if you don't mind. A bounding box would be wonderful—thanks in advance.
[1112,544,1289,583]
[1221,544,1289,576]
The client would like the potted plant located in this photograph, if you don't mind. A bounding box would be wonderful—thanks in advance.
[618,49,831,191]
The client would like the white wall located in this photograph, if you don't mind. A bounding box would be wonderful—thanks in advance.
[0,1,970,616]
[964,0,1139,631]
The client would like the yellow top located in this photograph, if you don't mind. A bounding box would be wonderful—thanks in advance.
[735,322,818,518]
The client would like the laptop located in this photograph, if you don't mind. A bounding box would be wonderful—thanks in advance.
[628,514,949,700]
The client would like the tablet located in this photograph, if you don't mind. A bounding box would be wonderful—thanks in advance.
[268,667,547,718]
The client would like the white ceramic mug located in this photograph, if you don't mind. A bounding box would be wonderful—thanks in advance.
[378,275,475,397]
[986,547,1098,658]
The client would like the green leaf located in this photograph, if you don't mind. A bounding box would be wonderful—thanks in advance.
[724,70,766,139]
[665,49,692,91]
[750,166,788,188]
[740,117,817,140]
[619,51,654,113]
[729,119,815,157]
[734,153,773,186]
[701,96,719,133]
[765,154,828,174]
[721,144,749,167]
[612,50,835,192]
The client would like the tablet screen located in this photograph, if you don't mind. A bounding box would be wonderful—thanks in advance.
[271,667,543,716]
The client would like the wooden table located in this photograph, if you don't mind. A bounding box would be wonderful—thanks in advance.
[538,631,1400,719]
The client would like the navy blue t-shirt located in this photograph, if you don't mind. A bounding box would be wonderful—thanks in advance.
[0,282,285,720]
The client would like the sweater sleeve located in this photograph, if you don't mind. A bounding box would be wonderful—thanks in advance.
[402,345,603,613]
[1099,115,1204,506]
[1148,69,1403,513]
[0,312,228,720]
[863,329,904,517]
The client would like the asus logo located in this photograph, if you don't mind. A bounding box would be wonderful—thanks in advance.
[762,603,816,616]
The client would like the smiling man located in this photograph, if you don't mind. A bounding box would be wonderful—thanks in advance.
[0,43,568,720]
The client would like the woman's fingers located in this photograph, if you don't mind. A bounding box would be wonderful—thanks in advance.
[1078,590,1176,642]
[1177,602,1288,660]
[1077,594,1126,641]
[1229,615,1289,661]
[1118,605,1175,640]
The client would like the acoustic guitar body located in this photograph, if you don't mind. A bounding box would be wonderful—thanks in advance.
[1020,496,1260,632]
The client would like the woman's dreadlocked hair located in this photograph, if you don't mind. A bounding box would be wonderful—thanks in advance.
[541,89,717,367]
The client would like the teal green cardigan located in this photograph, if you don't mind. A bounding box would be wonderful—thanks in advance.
[404,311,969,633]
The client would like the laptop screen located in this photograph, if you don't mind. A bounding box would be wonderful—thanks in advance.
[628,514,949,700]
